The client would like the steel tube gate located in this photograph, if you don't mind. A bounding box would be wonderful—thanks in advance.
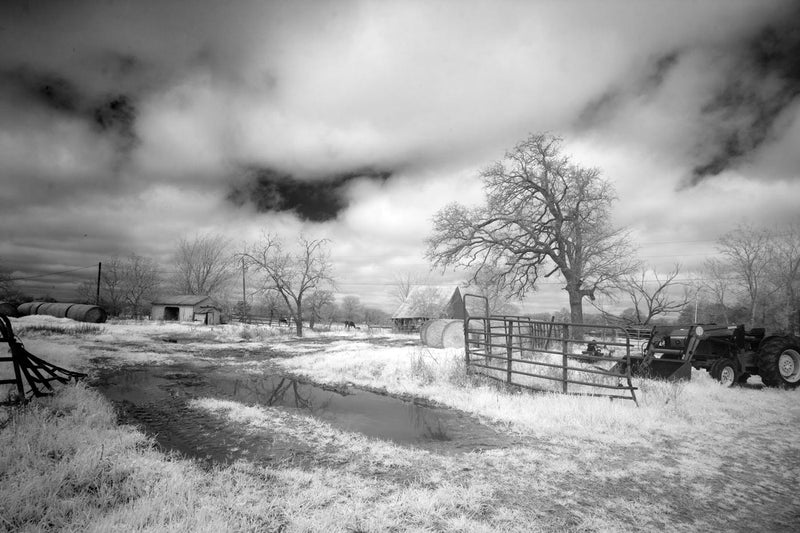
[463,295,638,404]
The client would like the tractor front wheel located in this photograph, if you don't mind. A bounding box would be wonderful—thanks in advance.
[710,359,739,387]
[757,337,800,388]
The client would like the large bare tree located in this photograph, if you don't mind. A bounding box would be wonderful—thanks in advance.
[427,133,637,324]
[243,234,334,336]
[172,233,235,297]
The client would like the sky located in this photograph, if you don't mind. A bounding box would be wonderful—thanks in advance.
[1,0,799,314]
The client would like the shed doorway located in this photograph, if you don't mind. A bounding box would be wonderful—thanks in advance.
[164,307,179,321]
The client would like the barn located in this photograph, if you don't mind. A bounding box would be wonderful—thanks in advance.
[151,295,222,325]
[392,286,465,332]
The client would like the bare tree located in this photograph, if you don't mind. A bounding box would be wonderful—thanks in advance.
[172,233,236,297]
[767,219,800,332]
[122,253,161,318]
[243,234,334,336]
[463,266,519,315]
[0,263,19,301]
[717,224,772,324]
[261,290,287,325]
[702,258,735,324]
[391,272,428,305]
[427,133,637,324]
[99,255,127,316]
[610,264,688,325]
[341,295,363,322]
[305,289,334,329]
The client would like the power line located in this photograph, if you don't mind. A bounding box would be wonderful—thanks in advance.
[6,265,96,282]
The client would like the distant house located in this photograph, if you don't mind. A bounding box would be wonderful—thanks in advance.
[392,286,465,332]
[151,295,222,325]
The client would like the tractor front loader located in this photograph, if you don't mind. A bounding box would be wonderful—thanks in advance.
[624,324,800,388]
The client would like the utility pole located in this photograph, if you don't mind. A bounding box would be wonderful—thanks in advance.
[241,256,247,323]
[96,262,102,305]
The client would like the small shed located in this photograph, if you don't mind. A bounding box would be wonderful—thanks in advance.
[392,286,465,332]
[151,295,222,325]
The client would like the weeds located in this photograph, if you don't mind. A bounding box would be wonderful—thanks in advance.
[238,325,283,342]
[410,347,440,385]
[637,378,687,413]
[15,323,106,337]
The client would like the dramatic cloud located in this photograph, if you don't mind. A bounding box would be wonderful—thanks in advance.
[1,0,798,311]
[228,167,392,222]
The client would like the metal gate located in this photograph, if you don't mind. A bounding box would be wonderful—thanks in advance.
[463,295,638,403]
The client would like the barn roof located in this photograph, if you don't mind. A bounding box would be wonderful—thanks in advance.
[392,286,463,319]
[151,295,216,307]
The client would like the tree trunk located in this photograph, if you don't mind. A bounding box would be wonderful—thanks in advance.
[294,299,303,336]
[568,290,584,325]
[566,280,589,343]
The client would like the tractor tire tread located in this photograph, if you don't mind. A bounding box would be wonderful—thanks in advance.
[757,336,800,389]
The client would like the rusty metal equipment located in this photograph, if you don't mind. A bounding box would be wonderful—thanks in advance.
[624,323,800,388]
[462,294,638,403]
[0,314,86,404]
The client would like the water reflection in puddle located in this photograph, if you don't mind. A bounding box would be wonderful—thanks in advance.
[93,364,506,465]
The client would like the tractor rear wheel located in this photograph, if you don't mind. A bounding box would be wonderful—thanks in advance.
[710,359,739,387]
[757,337,800,388]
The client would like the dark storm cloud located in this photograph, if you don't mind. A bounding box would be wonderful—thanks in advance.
[1,66,139,155]
[1,67,83,114]
[228,167,392,222]
[576,51,680,128]
[92,94,138,154]
[689,8,800,184]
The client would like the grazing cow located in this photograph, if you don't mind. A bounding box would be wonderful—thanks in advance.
[344,320,359,330]
[279,317,289,326]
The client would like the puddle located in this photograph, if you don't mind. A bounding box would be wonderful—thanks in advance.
[92,364,508,465]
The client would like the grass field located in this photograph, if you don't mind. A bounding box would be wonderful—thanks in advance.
[1,315,799,532]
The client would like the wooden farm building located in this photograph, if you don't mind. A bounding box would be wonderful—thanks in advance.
[392,286,465,332]
[151,295,222,325]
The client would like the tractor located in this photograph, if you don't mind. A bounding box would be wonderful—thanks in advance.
[623,324,800,388]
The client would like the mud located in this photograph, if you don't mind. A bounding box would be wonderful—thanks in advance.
[92,363,509,466]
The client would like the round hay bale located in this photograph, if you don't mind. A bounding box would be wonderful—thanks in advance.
[0,301,18,317]
[419,319,435,344]
[441,320,465,348]
[17,301,45,316]
[423,319,460,348]
[66,304,108,323]
[37,302,74,318]
[421,319,445,347]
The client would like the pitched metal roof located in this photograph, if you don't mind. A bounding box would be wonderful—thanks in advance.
[151,295,215,307]
[392,286,462,319]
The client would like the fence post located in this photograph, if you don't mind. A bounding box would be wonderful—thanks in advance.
[463,318,471,369]
[506,319,513,384]
[545,316,555,351]
[561,323,569,394]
